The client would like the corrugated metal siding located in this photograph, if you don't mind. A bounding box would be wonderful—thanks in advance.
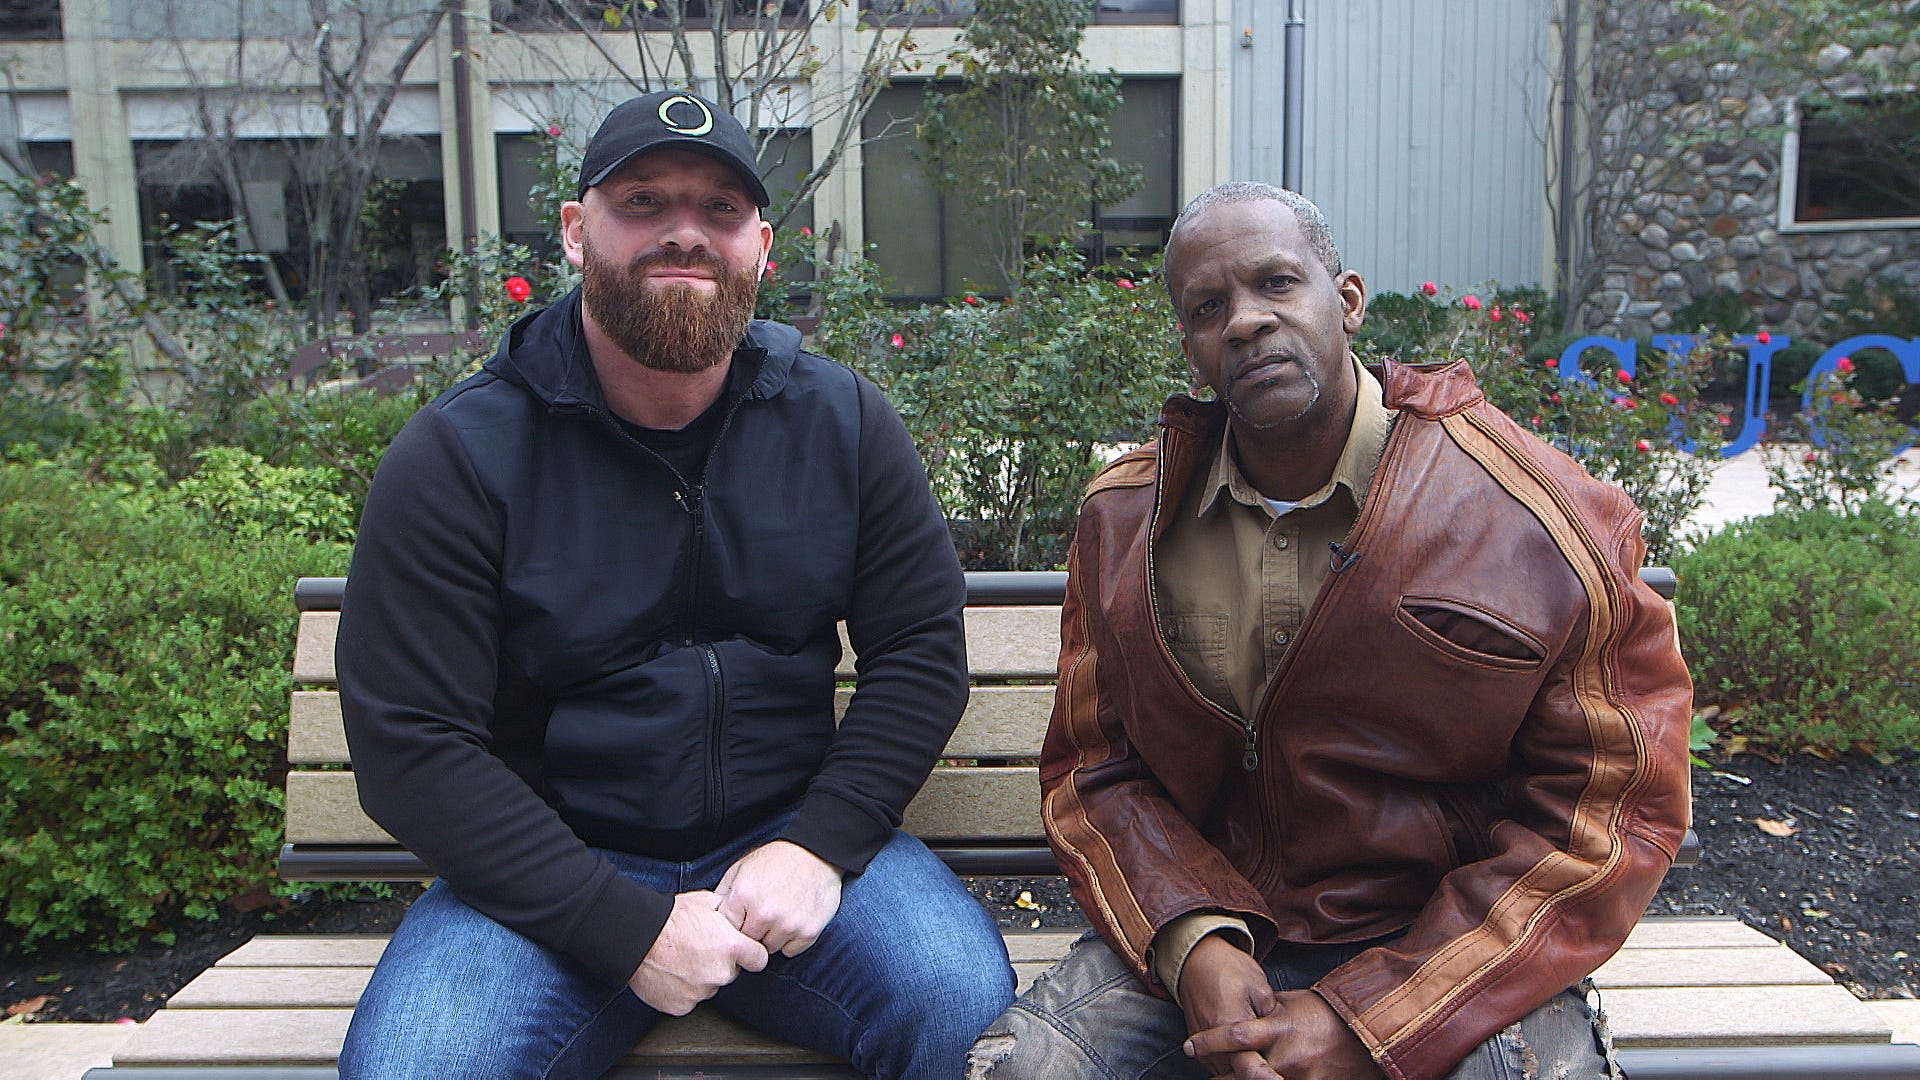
[1234,0,1550,296]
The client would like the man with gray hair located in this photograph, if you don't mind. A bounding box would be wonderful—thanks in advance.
[970,183,1691,1079]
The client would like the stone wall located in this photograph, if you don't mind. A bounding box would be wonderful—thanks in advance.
[1579,6,1920,339]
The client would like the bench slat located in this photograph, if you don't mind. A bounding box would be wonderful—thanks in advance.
[292,612,338,687]
[210,931,1083,972]
[286,766,1043,846]
[115,1008,846,1067]
[1620,917,1781,950]
[107,918,1900,1072]
[1589,944,1834,988]
[288,684,1053,766]
[294,607,1063,689]
[1600,984,1894,1048]
[168,961,1068,1011]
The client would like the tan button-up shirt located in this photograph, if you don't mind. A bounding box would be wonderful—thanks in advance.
[1147,355,1394,997]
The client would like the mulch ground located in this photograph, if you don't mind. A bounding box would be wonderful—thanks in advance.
[4,750,1915,1024]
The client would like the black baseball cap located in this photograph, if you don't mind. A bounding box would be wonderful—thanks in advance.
[577,90,771,207]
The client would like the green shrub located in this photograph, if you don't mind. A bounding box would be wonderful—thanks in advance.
[817,245,1185,569]
[1674,501,1920,755]
[0,461,350,949]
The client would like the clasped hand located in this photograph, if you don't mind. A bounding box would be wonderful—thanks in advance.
[626,840,843,1016]
[1177,935,1384,1080]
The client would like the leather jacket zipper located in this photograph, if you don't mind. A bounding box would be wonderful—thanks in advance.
[1143,426,1254,765]
[1252,414,1404,718]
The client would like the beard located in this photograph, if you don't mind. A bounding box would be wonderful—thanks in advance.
[581,234,760,374]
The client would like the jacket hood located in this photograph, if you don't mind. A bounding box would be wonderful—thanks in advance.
[484,286,803,409]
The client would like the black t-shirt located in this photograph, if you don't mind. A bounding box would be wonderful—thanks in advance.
[616,390,729,484]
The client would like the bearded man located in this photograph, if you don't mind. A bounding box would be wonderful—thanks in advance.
[336,90,1013,1080]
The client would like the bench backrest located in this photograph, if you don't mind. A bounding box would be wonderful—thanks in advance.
[281,568,1680,882]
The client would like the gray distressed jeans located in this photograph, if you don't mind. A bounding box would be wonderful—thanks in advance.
[968,932,1624,1080]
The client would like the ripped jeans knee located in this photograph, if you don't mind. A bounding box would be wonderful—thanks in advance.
[1445,981,1624,1080]
[966,933,1201,1080]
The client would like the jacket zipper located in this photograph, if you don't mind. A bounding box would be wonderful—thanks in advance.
[580,386,752,840]
[1148,415,1405,773]
[1249,414,1406,729]
[701,643,724,828]
[1143,428,1252,763]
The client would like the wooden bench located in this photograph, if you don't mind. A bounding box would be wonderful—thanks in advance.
[90,570,1920,1079]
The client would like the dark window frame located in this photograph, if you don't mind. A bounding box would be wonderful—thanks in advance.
[495,0,807,33]
[0,0,61,40]
[859,0,1176,28]
[1781,90,1920,232]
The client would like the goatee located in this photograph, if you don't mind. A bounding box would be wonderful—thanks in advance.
[582,236,760,374]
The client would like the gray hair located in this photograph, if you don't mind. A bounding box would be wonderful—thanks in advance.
[1163,183,1343,300]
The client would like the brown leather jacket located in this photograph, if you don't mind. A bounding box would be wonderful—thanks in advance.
[1041,359,1692,1080]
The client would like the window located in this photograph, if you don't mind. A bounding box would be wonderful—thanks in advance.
[860,0,1175,26]
[0,0,60,40]
[496,0,804,32]
[497,133,564,258]
[860,79,1178,301]
[137,136,446,308]
[1781,93,1920,230]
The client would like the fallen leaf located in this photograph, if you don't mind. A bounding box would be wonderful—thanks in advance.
[1013,890,1042,911]
[1725,735,1749,756]
[1755,818,1798,837]
[6,995,49,1018]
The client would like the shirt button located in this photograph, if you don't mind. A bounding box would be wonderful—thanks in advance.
[1273,534,1290,550]
[1164,623,1181,642]
[1273,630,1291,646]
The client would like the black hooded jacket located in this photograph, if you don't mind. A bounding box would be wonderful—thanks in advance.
[337,289,968,984]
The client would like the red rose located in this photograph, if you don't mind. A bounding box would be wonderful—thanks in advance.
[504,276,533,303]
[1420,281,1438,297]
[1659,392,1680,406]
[1837,356,1854,373]
[1462,295,1481,311]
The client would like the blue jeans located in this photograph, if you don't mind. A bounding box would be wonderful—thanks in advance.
[967,932,1622,1080]
[340,813,1014,1080]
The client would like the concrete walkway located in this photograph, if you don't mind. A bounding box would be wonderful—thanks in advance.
[5,450,1918,1080]
[1684,446,1920,534]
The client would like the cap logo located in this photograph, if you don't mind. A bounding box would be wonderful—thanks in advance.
[658,94,714,137]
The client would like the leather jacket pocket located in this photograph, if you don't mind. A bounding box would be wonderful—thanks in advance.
[1396,596,1546,672]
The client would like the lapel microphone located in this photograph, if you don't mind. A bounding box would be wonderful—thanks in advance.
[1329,541,1362,574]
